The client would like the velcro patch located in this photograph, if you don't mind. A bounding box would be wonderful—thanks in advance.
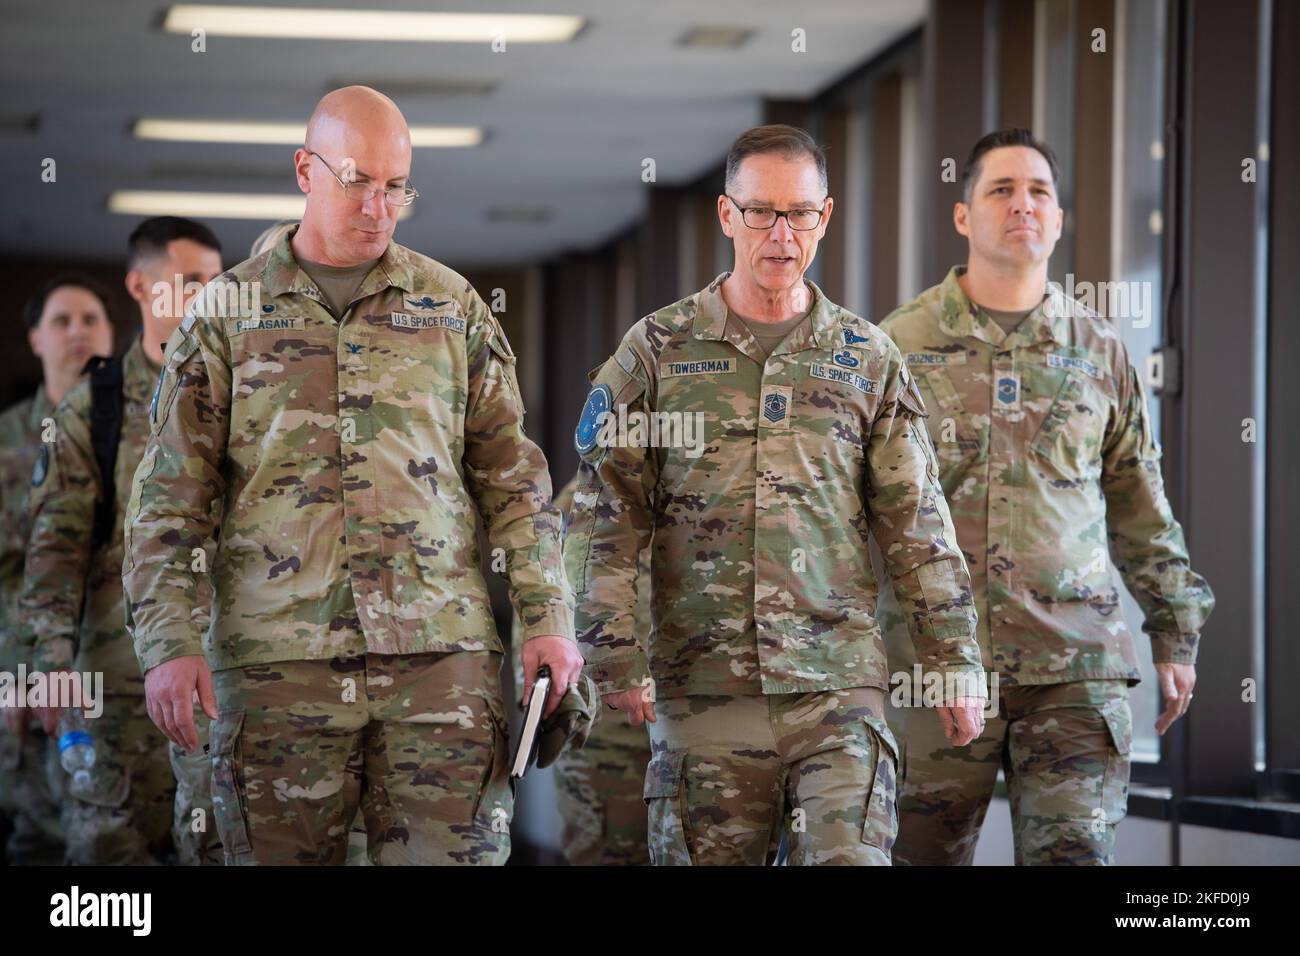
[810,363,878,394]
[575,384,612,455]
[906,351,967,367]
[229,316,305,335]
[841,326,872,349]
[1047,353,1102,379]
[660,358,735,377]
[995,374,1020,408]
[391,312,465,332]
[759,385,792,429]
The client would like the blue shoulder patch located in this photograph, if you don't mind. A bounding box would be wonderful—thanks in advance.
[574,383,612,455]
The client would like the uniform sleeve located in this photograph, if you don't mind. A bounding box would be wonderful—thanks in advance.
[18,395,97,673]
[122,312,231,673]
[461,291,573,644]
[564,343,657,696]
[865,350,985,702]
[1101,362,1214,664]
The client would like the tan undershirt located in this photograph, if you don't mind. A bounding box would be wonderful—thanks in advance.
[980,303,1040,337]
[730,307,811,360]
[297,256,379,319]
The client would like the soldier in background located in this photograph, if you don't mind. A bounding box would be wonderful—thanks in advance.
[124,87,581,866]
[567,125,986,866]
[19,218,224,864]
[0,275,114,864]
[513,477,651,866]
[878,128,1214,866]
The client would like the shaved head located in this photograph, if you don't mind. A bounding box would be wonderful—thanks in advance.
[304,85,410,159]
[292,86,414,266]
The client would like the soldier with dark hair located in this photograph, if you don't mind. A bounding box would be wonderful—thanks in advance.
[0,275,114,864]
[18,217,223,864]
[879,129,1213,865]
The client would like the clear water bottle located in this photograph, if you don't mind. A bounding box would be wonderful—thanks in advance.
[58,708,95,789]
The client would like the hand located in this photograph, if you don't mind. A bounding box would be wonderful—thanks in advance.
[936,696,986,747]
[1154,662,1195,735]
[602,683,656,726]
[144,655,217,752]
[521,634,585,720]
[33,669,77,736]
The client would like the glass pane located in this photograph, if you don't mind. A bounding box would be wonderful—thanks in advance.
[1110,0,1167,763]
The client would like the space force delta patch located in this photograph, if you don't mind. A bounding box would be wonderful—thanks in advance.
[391,312,466,333]
[810,363,877,394]
[659,358,735,377]
[230,316,305,334]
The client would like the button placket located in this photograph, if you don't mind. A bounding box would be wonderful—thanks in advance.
[337,320,381,628]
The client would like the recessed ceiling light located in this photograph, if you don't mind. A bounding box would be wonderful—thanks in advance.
[678,26,754,48]
[108,190,411,221]
[163,5,584,43]
[134,119,482,148]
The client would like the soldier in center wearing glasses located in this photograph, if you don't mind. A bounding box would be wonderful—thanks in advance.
[566,125,986,865]
[123,86,581,865]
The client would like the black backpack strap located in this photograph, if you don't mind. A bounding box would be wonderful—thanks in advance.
[83,354,125,552]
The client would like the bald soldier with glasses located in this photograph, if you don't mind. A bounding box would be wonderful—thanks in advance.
[124,86,582,866]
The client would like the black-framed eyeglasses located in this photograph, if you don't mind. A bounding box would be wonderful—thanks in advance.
[310,151,420,207]
[726,195,826,231]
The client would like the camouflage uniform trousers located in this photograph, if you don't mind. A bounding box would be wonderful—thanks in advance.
[210,650,513,866]
[553,714,651,866]
[62,693,177,864]
[644,687,899,866]
[0,722,64,864]
[170,708,223,865]
[891,679,1132,866]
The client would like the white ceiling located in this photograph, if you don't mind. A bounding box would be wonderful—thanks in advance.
[0,0,923,267]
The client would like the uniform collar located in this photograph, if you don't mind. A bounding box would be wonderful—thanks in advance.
[693,272,843,356]
[260,225,419,301]
[938,265,1075,350]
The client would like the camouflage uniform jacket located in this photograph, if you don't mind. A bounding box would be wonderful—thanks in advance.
[878,266,1214,685]
[123,230,572,673]
[19,338,198,694]
[0,387,53,672]
[566,273,984,699]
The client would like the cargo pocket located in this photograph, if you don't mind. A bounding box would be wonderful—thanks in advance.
[898,371,939,482]
[210,710,252,863]
[860,714,901,853]
[486,325,524,414]
[1029,370,1104,477]
[1098,695,1132,827]
[473,708,514,835]
[920,369,985,468]
[643,748,692,866]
